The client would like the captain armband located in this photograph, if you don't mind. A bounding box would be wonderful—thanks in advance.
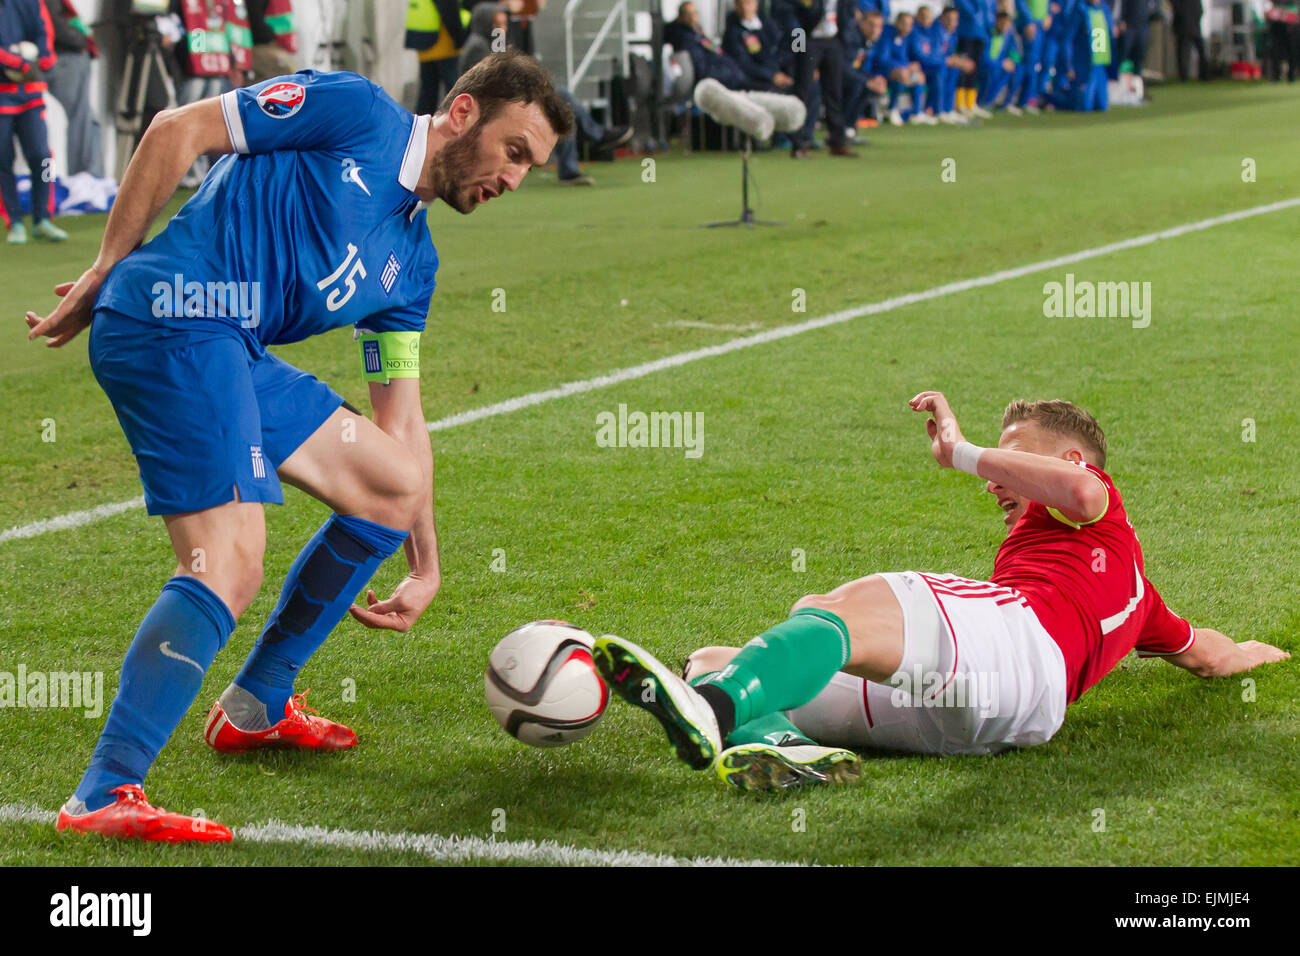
[356,330,421,384]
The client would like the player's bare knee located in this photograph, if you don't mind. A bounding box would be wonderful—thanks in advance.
[223,549,265,618]
[227,571,263,619]
[684,646,739,680]
[791,592,832,615]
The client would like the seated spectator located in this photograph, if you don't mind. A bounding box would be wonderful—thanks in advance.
[914,5,968,122]
[665,1,749,91]
[1012,0,1047,110]
[842,8,890,128]
[978,10,1022,110]
[461,3,631,185]
[881,12,932,124]
[955,0,993,117]
[722,0,795,93]
[909,6,949,121]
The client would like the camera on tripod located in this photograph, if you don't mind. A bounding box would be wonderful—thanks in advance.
[113,0,180,178]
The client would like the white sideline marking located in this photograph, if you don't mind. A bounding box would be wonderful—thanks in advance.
[664,320,766,332]
[0,496,145,544]
[4,196,1298,546]
[0,804,805,866]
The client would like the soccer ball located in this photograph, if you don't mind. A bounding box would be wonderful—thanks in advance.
[4,42,39,82]
[484,620,609,747]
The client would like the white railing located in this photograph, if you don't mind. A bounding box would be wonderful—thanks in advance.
[564,0,630,93]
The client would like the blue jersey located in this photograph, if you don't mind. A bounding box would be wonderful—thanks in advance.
[95,71,439,350]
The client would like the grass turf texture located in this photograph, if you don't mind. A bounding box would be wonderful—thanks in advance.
[0,82,1297,866]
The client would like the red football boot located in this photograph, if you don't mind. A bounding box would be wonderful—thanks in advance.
[56,784,232,843]
[204,689,358,753]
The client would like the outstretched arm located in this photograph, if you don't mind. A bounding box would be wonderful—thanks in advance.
[909,390,1108,524]
[1162,628,1289,678]
[26,97,235,347]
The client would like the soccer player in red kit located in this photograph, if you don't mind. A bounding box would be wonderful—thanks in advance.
[591,392,1290,790]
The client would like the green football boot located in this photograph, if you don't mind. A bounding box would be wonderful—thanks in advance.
[716,741,862,792]
[591,635,722,770]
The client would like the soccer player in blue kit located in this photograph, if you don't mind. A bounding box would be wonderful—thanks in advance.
[25,51,572,843]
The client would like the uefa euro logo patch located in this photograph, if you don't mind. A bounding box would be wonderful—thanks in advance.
[363,340,382,374]
[381,251,402,295]
[256,82,305,119]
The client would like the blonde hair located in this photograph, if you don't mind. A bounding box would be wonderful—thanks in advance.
[1002,399,1107,469]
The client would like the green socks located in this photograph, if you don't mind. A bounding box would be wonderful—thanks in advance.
[689,672,813,746]
[692,607,851,737]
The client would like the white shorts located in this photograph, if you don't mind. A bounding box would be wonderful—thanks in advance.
[787,571,1069,756]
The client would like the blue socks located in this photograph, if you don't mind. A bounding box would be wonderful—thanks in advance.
[71,514,405,810]
[230,513,408,727]
[74,576,235,811]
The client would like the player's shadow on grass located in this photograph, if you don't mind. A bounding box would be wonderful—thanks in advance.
[846,669,1295,859]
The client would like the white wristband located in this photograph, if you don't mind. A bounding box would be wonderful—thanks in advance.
[952,441,986,476]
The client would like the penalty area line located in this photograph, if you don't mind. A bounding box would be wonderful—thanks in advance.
[0,804,807,866]
[4,195,1298,545]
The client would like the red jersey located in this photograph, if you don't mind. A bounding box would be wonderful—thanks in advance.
[991,463,1195,702]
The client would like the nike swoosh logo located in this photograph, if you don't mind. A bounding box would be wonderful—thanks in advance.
[159,641,204,674]
[346,165,371,196]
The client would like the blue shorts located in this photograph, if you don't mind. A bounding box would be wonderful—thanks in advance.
[89,308,343,516]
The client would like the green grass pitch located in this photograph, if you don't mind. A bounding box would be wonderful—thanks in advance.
[1,82,1297,865]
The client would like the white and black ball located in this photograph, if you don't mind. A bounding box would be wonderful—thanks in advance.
[484,620,609,747]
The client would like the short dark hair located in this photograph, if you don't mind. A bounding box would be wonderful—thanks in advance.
[1002,399,1108,469]
[437,50,574,138]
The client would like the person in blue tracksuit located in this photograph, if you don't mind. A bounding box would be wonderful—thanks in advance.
[978,11,1022,107]
[904,6,946,117]
[1013,0,1049,106]
[954,0,991,110]
[722,0,797,92]
[841,8,890,126]
[880,12,927,121]
[931,6,968,115]
[0,0,66,243]
[1042,0,1076,98]
[1060,0,1112,110]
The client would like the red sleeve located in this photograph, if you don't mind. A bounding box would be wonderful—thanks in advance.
[36,0,59,71]
[1134,580,1195,658]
